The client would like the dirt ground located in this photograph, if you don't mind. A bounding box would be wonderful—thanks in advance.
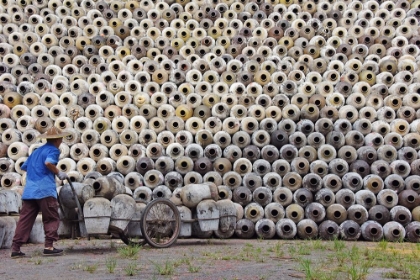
[0,237,416,280]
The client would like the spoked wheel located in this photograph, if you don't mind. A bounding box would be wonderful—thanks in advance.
[140,198,181,248]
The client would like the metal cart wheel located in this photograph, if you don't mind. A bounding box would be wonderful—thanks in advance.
[140,198,181,248]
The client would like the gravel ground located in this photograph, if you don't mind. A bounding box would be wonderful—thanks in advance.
[0,238,412,280]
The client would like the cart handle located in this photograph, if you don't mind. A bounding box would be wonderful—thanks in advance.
[67,179,84,220]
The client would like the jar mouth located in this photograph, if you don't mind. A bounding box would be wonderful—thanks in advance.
[93,181,101,191]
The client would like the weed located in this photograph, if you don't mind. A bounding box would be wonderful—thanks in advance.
[347,264,359,280]
[287,241,420,280]
[364,248,378,262]
[172,260,182,268]
[203,251,221,260]
[105,257,117,273]
[239,243,263,261]
[383,271,401,279]
[311,239,326,250]
[83,264,98,274]
[288,245,297,256]
[202,251,210,257]
[335,250,348,267]
[349,245,360,263]
[299,258,313,280]
[152,260,175,275]
[408,264,420,280]
[274,242,284,257]
[175,257,191,266]
[34,258,42,265]
[245,242,254,248]
[346,262,369,280]
[325,254,335,263]
[378,239,388,250]
[118,244,141,259]
[361,260,372,274]
[297,244,311,255]
[188,264,200,273]
[391,248,399,260]
[412,249,420,259]
[257,256,265,263]
[333,237,345,251]
[400,261,413,275]
[124,262,138,276]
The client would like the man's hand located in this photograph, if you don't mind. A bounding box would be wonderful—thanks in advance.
[57,171,69,180]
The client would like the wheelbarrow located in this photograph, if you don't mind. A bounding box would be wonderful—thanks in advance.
[59,179,183,248]
[60,180,229,248]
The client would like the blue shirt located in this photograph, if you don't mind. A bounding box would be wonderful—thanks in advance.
[21,142,60,200]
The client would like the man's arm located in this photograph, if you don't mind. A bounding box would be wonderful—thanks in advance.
[45,148,61,176]
[45,162,60,175]
[46,162,68,180]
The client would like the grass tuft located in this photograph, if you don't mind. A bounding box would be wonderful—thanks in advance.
[333,237,345,252]
[274,242,284,257]
[377,239,388,250]
[188,264,200,273]
[83,264,98,274]
[105,257,117,273]
[152,260,175,276]
[311,239,327,250]
[124,262,138,276]
[118,244,141,259]
[299,258,313,280]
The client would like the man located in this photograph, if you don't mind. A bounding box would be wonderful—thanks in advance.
[11,127,70,258]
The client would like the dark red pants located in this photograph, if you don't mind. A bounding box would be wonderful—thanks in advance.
[12,197,60,252]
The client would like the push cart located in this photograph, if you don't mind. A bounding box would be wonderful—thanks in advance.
[61,180,207,249]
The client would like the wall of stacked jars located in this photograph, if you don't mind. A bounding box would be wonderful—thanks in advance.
[0,0,420,244]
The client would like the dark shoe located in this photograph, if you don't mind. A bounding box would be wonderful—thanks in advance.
[43,248,63,256]
[11,251,26,259]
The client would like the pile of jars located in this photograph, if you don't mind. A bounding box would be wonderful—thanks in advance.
[0,0,420,242]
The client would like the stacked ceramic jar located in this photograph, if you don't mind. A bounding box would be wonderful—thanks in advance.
[0,0,419,243]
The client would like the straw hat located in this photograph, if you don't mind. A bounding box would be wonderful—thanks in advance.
[37,127,71,139]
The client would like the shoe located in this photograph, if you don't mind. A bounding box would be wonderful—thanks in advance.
[43,247,63,256]
[11,251,26,259]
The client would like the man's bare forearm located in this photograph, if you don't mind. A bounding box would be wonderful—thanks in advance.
[45,162,60,176]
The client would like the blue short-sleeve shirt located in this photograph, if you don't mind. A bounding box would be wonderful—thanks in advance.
[21,142,60,200]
